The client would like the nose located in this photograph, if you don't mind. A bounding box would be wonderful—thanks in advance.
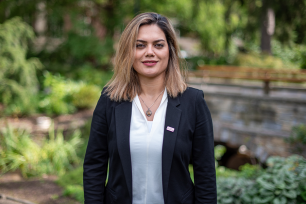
[145,45,155,57]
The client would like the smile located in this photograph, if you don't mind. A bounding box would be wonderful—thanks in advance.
[142,60,158,66]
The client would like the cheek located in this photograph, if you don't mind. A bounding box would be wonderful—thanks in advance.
[133,52,142,68]
[160,52,169,69]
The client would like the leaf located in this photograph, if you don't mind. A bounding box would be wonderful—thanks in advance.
[221,197,234,203]
[273,196,287,204]
[257,177,275,191]
[259,188,274,196]
[282,189,297,199]
[253,195,274,203]
[301,190,306,201]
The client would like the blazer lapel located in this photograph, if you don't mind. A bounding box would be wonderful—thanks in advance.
[162,95,181,201]
[115,101,133,201]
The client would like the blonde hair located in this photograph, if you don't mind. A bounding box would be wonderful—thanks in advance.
[106,12,187,101]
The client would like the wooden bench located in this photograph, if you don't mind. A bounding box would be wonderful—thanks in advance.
[189,65,306,95]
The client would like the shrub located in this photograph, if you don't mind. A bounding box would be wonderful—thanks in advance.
[72,64,113,87]
[217,177,254,204]
[57,166,84,203]
[217,155,306,204]
[239,163,262,179]
[39,72,101,115]
[72,84,100,109]
[233,53,297,70]
[285,124,306,158]
[0,17,43,116]
[63,185,84,203]
[0,124,82,177]
[39,72,79,115]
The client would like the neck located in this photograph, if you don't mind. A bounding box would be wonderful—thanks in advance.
[138,73,166,98]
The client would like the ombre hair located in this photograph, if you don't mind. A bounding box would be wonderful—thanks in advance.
[105,12,187,101]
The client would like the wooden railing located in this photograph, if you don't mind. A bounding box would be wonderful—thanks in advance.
[188,65,306,95]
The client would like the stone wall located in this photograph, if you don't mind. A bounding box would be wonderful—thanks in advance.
[195,86,306,162]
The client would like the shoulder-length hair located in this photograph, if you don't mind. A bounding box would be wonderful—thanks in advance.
[105,12,187,101]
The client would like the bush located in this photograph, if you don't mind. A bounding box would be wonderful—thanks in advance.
[217,155,306,204]
[63,185,84,203]
[57,166,84,203]
[0,17,43,117]
[0,124,82,177]
[71,64,113,88]
[233,53,297,70]
[238,163,262,179]
[244,40,306,69]
[285,124,306,158]
[39,72,79,115]
[39,72,101,115]
[72,84,100,109]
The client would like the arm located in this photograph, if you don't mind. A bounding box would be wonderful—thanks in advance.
[192,90,217,203]
[83,91,109,204]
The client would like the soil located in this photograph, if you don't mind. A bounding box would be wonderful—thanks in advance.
[0,172,80,204]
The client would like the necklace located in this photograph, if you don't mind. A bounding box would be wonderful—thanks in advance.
[139,89,164,117]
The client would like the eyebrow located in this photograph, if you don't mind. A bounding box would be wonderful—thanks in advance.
[136,39,165,43]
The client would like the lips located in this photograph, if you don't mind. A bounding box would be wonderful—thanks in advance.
[142,60,158,66]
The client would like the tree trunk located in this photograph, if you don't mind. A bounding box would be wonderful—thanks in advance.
[260,0,275,54]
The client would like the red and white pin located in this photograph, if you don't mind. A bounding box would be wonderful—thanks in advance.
[166,126,174,132]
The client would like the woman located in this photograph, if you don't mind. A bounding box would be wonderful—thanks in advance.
[83,12,216,204]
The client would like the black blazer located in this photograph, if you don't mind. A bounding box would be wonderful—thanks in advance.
[83,87,217,204]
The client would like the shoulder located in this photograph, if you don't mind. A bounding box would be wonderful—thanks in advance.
[180,86,204,99]
[94,87,118,109]
[100,87,125,107]
[174,86,204,110]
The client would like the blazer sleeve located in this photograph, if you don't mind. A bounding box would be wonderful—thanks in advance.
[83,91,109,203]
[192,90,217,203]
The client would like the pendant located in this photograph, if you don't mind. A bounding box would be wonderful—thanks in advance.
[146,109,152,117]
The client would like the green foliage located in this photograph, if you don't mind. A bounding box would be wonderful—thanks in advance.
[39,72,101,115]
[239,163,262,179]
[0,124,82,178]
[72,64,113,87]
[244,40,306,69]
[215,145,227,160]
[72,84,100,109]
[217,155,306,204]
[39,72,79,115]
[285,124,306,157]
[286,124,306,145]
[0,17,43,116]
[191,1,225,54]
[233,53,299,70]
[272,41,306,69]
[216,166,240,178]
[217,177,254,204]
[64,33,114,67]
[63,185,84,203]
[186,56,228,70]
[57,166,84,203]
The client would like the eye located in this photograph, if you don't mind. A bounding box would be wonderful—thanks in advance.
[155,44,164,48]
[136,44,145,48]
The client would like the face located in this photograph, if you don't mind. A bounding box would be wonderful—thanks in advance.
[132,24,170,80]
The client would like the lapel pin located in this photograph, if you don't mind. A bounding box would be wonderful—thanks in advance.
[166,126,174,132]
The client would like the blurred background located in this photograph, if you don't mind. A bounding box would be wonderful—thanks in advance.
[0,0,306,203]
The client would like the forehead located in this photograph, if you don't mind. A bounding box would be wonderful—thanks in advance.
[137,24,166,41]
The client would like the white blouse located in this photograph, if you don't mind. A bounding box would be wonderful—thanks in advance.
[130,89,168,204]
